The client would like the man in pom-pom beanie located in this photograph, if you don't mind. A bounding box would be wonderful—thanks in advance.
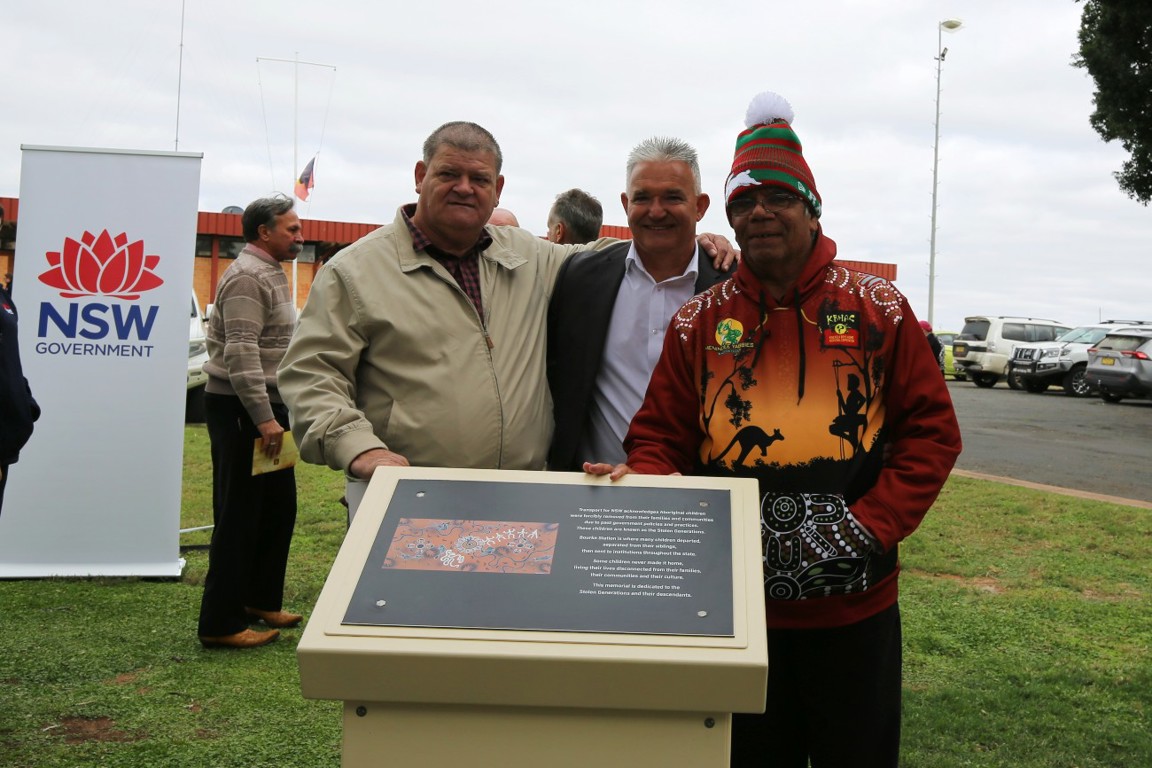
[588,92,962,767]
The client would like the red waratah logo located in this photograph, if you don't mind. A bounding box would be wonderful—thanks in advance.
[38,229,164,300]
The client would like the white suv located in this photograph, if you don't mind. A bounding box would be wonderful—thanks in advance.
[186,295,208,422]
[952,316,1071,388]
[1007,320,1152,397]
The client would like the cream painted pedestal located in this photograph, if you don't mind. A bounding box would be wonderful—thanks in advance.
[342,702,730,766]
[298,468,767,768]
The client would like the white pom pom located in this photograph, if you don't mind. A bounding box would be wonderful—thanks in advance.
[745,91,795,128]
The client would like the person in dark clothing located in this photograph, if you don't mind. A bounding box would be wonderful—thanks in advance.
[921,320,944,373]
[0,204,41,515]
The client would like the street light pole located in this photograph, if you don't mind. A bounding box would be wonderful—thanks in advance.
[928,18,963,327]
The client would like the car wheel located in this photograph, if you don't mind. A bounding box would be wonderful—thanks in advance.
[1063,365,1092,397]
[1006,370,1024,390]
[1024,379,1048,393]
[1100,391,1123,404]
[974,374,998,388]
[186,385,206,423]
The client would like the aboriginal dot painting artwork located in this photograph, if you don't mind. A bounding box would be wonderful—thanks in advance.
[382,518,558,575]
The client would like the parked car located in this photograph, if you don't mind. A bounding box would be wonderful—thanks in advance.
[187,295,208,422]
[1086,329,1152,403]
[1007,321,1152,396]
[952,316,1071,388]
[935,330,959,378]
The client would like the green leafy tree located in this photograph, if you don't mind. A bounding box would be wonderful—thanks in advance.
[1073,1,1152,203]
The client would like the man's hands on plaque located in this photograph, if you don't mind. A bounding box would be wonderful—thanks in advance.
[583,461,681,481]
[350,447,410,479]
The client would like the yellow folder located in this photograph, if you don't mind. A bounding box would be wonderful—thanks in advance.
[252,430,300,475]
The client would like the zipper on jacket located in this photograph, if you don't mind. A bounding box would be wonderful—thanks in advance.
[443,268,503,466]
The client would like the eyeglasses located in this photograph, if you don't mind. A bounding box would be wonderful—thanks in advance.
[727,191,802,218]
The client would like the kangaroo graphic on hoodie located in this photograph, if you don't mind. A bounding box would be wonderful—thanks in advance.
[713,425,784,468]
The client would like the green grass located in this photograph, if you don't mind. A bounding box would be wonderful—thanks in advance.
[1,429,1149,767]
[900,477,1152,767]
[0,426,347,768]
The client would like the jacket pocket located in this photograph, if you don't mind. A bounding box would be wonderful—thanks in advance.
[759,491,880,600]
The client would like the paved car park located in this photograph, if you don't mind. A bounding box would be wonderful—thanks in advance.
[947,380,1152,504]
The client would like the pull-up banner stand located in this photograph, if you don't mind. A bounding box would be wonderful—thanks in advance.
[298,467,768,766]
[0,146,202,577]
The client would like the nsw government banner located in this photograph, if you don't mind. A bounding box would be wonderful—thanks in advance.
[0,146,202,577]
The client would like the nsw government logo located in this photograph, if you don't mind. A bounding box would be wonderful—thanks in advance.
[35,229,164,359]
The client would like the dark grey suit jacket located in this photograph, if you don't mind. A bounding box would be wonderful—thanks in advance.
[546,241,733,471]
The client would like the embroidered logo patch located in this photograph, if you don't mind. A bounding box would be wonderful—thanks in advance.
[715,318,744,346]
[706,317,755,355]
[822,311,861,347]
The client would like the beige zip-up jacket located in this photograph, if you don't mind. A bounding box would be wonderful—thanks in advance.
[278,206,603,474]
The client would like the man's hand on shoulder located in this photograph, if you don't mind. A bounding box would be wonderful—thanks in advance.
[696,233,740,271]
[350,447,410,479]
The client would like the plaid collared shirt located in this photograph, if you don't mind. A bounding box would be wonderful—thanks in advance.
[402,204,490,319]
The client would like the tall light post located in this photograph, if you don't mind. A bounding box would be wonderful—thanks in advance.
[928,18,963,327]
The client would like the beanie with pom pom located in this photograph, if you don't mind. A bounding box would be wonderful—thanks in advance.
[724,91,821,217]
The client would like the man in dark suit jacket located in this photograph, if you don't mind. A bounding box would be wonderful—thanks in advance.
[548,138,734,471]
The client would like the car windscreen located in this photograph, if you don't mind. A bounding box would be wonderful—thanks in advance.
[959,320,989,340]
[1056,326,1099,343]
[1077,330,1110,345]
[1097,334,1150,352]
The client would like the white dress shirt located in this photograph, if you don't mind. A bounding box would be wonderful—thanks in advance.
[578,243,700,466]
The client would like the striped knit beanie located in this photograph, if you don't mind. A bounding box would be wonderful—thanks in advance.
[724,91,821,218]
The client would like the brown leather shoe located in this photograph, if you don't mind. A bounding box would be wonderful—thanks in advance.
[199,628,280,649]
[245,607,303,628]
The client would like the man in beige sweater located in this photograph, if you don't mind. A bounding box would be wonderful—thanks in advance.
[197,195,303,649]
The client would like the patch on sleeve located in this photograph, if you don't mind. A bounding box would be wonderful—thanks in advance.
[822,310,861,348]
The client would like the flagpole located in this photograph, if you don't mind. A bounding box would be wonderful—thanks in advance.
[256,53,336,308]
[174,0,186,151]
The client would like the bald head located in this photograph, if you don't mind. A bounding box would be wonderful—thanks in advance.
[488,208,520,227]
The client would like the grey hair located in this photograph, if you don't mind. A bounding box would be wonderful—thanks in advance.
[241,194,295,242]
[548,188,603,244]
[625,137,702,194]
[423,121,503,173]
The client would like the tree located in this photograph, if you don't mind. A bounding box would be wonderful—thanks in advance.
[1073,1,1152,204]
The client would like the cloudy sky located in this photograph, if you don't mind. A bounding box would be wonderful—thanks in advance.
[3,0,1146,331]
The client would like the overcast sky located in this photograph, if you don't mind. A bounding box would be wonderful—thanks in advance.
[3,0,1146,330]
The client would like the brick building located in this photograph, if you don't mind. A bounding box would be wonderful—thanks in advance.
[0,196,896,309]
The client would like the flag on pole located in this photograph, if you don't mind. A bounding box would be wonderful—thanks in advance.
[294,157,316,201]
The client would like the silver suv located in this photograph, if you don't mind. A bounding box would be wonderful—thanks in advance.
[952,316,1071,388]
[1087,329,1152,403]
[1007,321,1152,396]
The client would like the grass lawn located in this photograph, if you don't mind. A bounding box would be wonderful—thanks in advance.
[0,426,1149,767]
